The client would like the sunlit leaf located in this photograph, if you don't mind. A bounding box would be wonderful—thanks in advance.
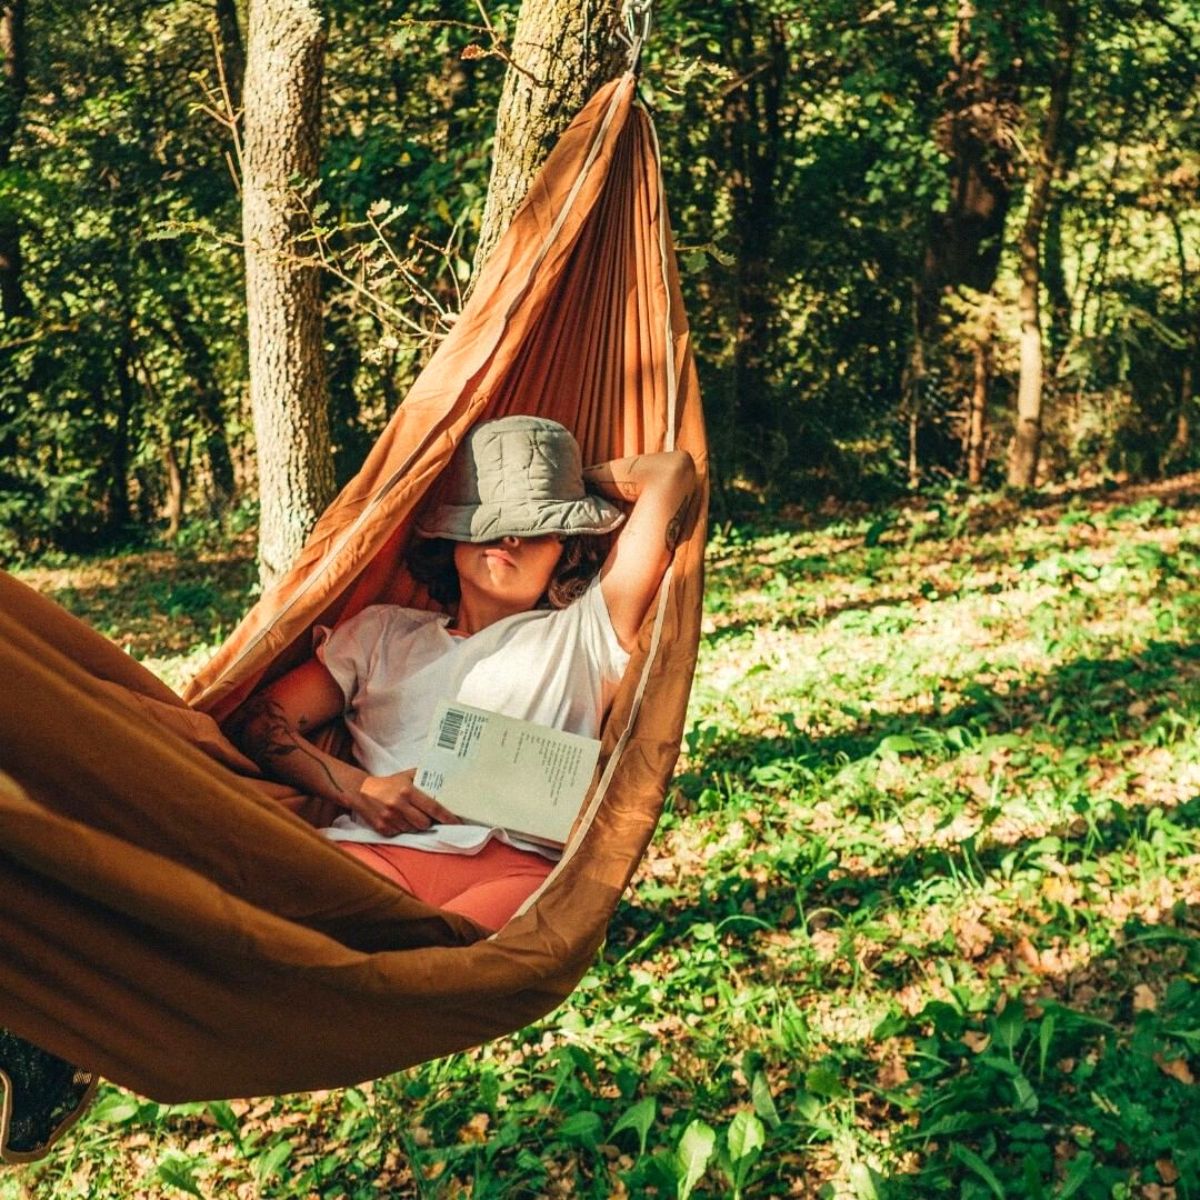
[675,1120,716,1200]
[611,1095,656,1157]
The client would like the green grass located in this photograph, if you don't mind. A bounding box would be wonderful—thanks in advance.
[5,483,1200,1198]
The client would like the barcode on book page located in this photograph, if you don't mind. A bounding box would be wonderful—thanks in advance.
[437,706,465,752]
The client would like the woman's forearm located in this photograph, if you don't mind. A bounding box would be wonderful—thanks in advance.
[583,450,695,548]
[237,694,366,810]
[235,662,456,835]
[583,449,692,499]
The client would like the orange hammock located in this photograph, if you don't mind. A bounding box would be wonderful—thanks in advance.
[0,73,707,1103]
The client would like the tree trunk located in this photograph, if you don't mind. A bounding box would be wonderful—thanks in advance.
[1042,137,1076,371]
[905,285,926,491]
[0,0,28,320]
[109,340,135,533]
[214,0,245,118]
[242,0,334,587]
[1171,216,1195,461]
[1176,364,1193,456]
[726,3,787,485]
[921,2,1019,320]
[913,0,1019,485]
[966,316,994,486]
[163,436,191,539]
[1008,0,1077,489]
[470,0,627,280]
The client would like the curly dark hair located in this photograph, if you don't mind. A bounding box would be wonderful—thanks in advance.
[406,534,610,610]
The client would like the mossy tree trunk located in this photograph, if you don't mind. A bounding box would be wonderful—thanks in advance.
[242,0,334,587]
[471,0,628,280]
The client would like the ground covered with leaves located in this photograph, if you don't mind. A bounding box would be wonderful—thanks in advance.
[5,481,1200,1199]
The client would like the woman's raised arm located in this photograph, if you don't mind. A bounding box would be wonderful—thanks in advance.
[583,449,696,650]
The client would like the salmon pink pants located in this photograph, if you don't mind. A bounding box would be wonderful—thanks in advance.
[337,840,554,932]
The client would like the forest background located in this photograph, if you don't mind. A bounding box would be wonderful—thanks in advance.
[0,0,1197,560]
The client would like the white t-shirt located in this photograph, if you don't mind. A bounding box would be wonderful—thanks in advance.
[316,577,630,858]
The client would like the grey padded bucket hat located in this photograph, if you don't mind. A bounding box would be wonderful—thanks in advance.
[415,415,625,542]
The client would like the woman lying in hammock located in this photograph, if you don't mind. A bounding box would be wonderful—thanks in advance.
[237,415,695,932]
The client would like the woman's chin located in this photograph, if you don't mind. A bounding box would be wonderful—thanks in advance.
[467,579,542,611]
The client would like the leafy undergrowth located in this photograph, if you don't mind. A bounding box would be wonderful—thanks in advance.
[5,479,1200,1199]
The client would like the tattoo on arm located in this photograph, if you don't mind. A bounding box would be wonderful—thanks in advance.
[665,494,690,552]
[239,694,348,798]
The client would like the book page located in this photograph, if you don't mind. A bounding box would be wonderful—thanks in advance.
[414,701,601,846]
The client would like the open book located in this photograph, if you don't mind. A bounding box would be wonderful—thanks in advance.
[414,700,602,847]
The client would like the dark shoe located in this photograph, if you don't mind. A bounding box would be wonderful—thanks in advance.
[0,1029,97,1165]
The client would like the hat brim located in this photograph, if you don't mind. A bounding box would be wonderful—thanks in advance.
[416,494,625,542]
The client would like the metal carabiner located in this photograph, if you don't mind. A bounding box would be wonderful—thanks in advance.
[617,0,653,74]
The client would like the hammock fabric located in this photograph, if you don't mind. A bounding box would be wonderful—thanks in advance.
[0,73,707,1104]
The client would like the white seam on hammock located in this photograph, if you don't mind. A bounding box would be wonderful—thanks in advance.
[198,79,635,707]
[505,99,681,928]
[647,111,678,454]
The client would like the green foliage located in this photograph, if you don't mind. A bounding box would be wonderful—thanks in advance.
[0,0,246,554]
[7,482,1200,1196]
[886,977,1200,1198]
[0,0,519,556]
[3,0,1199,552]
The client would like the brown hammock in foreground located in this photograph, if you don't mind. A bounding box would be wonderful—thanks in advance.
[0,73,707,1107]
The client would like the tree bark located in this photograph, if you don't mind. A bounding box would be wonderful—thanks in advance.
[214,0,246,122]
[905,285,926,491]
[1171,215,1195,460]
[726,2,787,484]
[920,2,1019,324]
[470,0,627,280]
[1176,363,1193,456]
[911,0,1018,486]
[1008,0,1077,489]
[242,0,334,586]
[109,338,136,533]
[966,316,994,486]
[1042,138,1075,370]
[0,0,29,320]
[163,436,192,539]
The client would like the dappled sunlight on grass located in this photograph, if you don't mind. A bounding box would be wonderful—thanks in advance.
[6,485,1200,1198]
[14,541,257,666]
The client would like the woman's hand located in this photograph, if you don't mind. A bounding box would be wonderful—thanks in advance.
[351,770,460,837]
